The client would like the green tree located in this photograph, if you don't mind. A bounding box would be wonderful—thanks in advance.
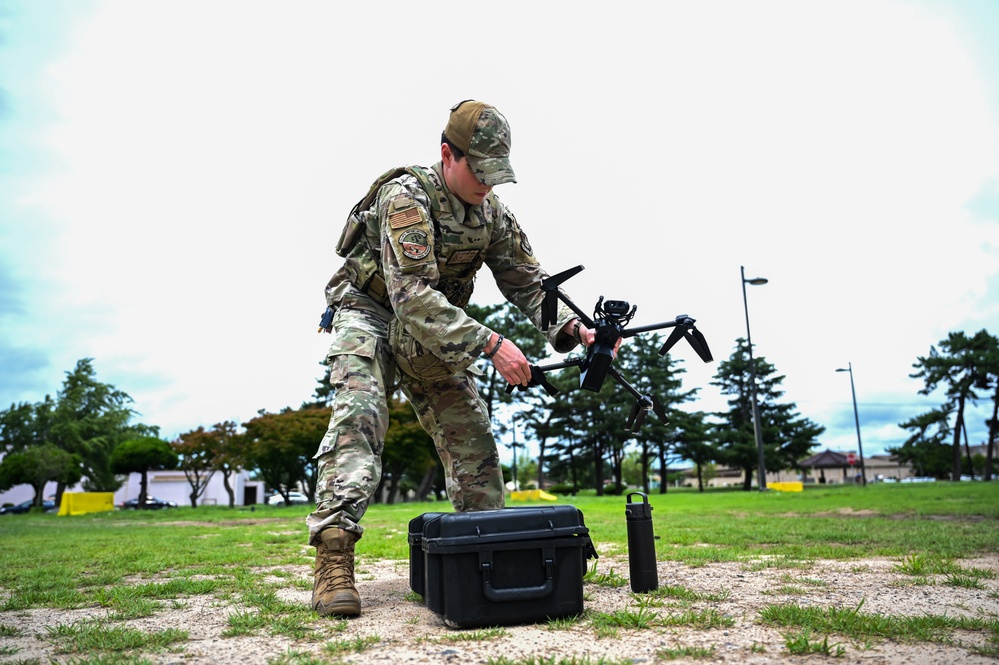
[911,330,994,481]
[1,360,154,504]
[379,394,437,504]
[0,444,81,507]
[523,410,559,490]
[0,397,54,454]
[569,370,628,494]
[50,359,155,494]
[243,407,328,503]
[174,421,248,508]
[209,421,249,507]
[975,331,999,481]
[621,449,644,487]
[517,458,539,489]
[712,338,824,490]
[673,410,714,492]
[539,372,591,492]
[889,407,953,478]
[172,427,219,507]
[614,332,700,493]
[303,360,334,410]
[110,436,178,505]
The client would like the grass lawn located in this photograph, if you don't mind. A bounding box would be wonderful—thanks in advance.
[0,481,996,664]
[3,482,998,607]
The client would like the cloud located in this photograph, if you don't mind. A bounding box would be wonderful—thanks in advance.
[967,178,999,221]
[0,87,9,121]
[2,0,999,458]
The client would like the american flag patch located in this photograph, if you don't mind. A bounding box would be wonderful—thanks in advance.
[447,250,480,265]
[389,206,423,229]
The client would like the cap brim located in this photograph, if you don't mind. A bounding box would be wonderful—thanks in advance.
[467,155,517,186]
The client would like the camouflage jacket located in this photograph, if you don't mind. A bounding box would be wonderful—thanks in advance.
[326,162,577,378]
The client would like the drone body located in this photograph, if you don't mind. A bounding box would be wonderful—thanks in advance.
[509,265,714,431]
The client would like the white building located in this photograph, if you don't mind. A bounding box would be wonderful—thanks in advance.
[0,468,267,509]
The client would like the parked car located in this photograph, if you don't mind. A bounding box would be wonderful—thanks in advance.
[118,496,178,510]
[0,499,57,514]
[267,491,309,506]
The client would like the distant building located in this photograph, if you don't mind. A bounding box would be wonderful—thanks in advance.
[682,450,916,488]
[0,468,267,509]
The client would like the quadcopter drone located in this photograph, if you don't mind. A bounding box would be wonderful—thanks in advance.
[506,265,713,432]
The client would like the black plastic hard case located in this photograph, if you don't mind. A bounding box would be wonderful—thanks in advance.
[408,505,597,628]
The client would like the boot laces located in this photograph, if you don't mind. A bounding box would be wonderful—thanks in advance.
[316,548,355,588]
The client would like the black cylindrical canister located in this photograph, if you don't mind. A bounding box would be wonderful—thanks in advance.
[625,491,658,593]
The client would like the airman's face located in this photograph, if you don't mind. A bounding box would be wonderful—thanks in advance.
[441,143,492,206]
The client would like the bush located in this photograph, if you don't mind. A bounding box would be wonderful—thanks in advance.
[602,483,627,496]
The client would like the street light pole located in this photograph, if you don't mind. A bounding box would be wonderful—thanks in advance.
[741,266,769,491]
[836,362,867,486]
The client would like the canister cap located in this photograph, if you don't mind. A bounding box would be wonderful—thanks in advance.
[625,492,653,519]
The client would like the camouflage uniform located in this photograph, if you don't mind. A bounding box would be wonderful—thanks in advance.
[307,108,577,547]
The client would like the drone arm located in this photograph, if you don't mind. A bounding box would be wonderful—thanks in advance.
[607,366,670,431]
[504,359,584,395]
[534,359,585,373]
[558,295,595,330]
[621,315,714,363]
[606,366,645,402]
[621,320,680,338]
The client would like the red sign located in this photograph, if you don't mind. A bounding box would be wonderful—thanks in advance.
[847,452,856,466]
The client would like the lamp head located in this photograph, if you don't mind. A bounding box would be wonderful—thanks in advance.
[745,277,768,286]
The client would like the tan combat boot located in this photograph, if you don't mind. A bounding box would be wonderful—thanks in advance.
[312,528,362,617]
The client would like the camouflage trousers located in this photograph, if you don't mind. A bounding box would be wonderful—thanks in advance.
[306,300,505,546]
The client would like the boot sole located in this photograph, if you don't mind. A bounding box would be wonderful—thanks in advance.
[313,599,361,617]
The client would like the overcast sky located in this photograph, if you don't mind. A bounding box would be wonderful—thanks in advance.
[2,1,998,465]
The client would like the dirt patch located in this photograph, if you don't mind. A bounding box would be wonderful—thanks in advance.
[2,551,998,664]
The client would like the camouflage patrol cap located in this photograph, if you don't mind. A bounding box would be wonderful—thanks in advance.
[443,100,516,186]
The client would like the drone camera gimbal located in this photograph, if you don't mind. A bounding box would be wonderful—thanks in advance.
[507,266,713,431]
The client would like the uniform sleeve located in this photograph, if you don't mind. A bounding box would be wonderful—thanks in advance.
[379,178,493,372]
[484,204,579,354]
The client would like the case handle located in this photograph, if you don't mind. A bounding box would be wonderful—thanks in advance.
[480,549,555,603]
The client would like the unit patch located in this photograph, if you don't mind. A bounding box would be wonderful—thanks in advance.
[389,206,423,229]
[447,250,481,265]
[399,229,431,260]
[520,229,534,256]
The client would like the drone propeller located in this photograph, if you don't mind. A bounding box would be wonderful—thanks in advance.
[625,394,670,432]
[687,327,713,362]
[658,315,713,363]
[541,291,560,331]
[650,393,669,423]
[540,265,586,331]
[626,400,648,431]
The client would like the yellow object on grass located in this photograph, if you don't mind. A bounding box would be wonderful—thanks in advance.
[58,492,115,516]
[769,482,803,493]
[510,489,558,502]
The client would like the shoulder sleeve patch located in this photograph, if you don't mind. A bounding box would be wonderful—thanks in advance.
[508,212,534,259]
[383,190,434,267]
[399,228,432,260]
[389,205,424,229]
[387,193,426,228]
